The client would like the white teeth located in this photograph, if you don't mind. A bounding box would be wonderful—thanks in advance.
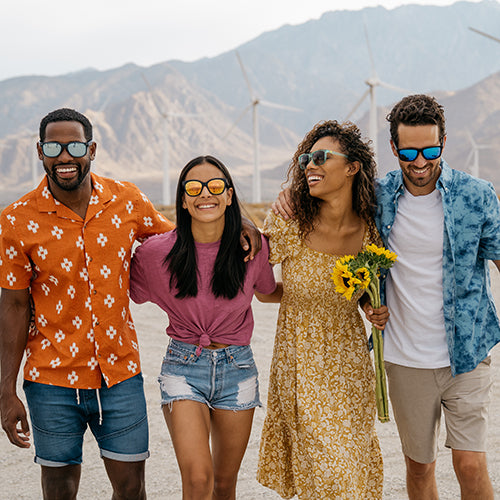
[308,175,323,182]
[198,204,216,209]
[57,167,77,173]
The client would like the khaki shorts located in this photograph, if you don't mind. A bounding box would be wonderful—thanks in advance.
[385,357,492,464]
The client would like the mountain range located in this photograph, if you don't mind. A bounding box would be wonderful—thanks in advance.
[1,0,499,205]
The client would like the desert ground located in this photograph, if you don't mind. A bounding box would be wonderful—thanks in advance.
[1,266,499,499]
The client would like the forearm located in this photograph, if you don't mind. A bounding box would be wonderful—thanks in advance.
[255,282,283,303]
[0,289,31,396]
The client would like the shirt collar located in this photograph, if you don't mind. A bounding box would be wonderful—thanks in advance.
[35,172,114,218]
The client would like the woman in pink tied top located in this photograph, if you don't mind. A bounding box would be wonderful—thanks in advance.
[130,155,281,499]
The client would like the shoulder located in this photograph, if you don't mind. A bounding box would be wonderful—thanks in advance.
[0,191,37,226]
[135,230,177,257]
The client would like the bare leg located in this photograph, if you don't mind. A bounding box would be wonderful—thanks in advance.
[103,458,146,500]
[452,450,493,500]
[405,455,439,500]
[41,464,81,500]
[210,408,255,500]
[164,401,213,500]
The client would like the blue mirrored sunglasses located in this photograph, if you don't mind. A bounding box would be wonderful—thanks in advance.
[40,141,93,158]
[298,149,348,170]
[396,144,443,162]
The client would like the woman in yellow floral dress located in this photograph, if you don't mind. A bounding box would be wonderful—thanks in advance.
[256,120,389,499]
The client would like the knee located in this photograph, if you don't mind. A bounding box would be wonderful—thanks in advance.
[406,457,436,482]
[112,476,146,500]
[453,454,486,485]
[213,475,237,499]
[185,470,213,496]
[42,478,79,500]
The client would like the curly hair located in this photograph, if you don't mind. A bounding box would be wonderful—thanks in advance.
[287,120,377,240]
[386,94,446,147]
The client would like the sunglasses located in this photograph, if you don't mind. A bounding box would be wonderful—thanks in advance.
[298,149,348,171]
[182,178,229,197]
[40,141,93,158]
[396,144,443,162]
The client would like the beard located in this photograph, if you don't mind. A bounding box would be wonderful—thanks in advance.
[43,158,91,191]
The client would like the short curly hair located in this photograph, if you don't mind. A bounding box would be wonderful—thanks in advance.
[386,94,446,147]
[287,120,377,240]
[39,108,93,142]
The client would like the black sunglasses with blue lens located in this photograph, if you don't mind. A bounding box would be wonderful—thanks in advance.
[40,141,93,158]
[396,144,443,162]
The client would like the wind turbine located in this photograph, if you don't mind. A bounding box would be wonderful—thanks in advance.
[226,51,301,203]
[345,25,408,163]
[142,74,199,205]
[469,27,500,44]
[465,130,493,178]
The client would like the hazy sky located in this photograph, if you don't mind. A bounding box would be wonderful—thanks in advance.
[0,0,485,81]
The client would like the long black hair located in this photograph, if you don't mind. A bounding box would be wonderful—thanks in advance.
[165,155,247,299]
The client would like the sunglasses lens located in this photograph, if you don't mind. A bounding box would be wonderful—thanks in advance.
[398,149,418,162]
[207,179,226,195]
[42,142,63,157]
[184,181,202,196]
[422,146,441,160]
[67,142,88,158]
[298,154,310,170]
[311,150,327,166]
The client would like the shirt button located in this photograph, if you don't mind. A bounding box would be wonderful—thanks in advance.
[93,290,97,295]
[387,225,391,229]
[95,321,100,326]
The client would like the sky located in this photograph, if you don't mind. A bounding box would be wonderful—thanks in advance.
[0,0,486,82]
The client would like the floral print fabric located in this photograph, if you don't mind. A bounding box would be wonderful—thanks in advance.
[257,211,383,499]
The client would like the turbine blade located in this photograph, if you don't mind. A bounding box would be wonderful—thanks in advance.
[221,103,253,139]
[235,51,255,99]
[364,23,377,78]
[345,88,371,120]
[378,80,411,94]
[259,99,302,112]
[469,26,500,44]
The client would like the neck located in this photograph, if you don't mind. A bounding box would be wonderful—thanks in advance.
[191,219,225,243]
[47,176,93,219]
[316,191,357,230]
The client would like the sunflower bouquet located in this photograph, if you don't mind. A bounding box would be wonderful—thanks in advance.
[331,244,397,423]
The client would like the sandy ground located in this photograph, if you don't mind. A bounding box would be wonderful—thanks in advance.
[1,266,499,499]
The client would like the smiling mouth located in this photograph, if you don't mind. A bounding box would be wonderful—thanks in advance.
[196,203,217,209]
[307,174,323,184]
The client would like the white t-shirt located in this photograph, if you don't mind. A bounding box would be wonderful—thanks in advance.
[384,187,450,368]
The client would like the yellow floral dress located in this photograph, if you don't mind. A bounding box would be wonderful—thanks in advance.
[257,212,383,499]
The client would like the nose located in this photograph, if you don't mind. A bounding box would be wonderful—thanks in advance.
[199,185,211,197]
[57,146,73,162]
[413,151,427,166]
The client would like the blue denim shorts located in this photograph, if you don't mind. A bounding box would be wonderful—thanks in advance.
[158,339,262,410]
[23,373,149,467]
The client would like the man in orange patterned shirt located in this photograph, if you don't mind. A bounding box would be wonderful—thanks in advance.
[0,108,176,499]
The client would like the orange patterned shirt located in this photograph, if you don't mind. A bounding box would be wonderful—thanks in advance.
[0,173,174,389]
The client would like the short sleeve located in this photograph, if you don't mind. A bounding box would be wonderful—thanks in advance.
[478,184,500,260]
[135,188,175,239]
[130,241,153,304]
[0,212,32,289]
[253,235,277,295]
[262,210,301,265]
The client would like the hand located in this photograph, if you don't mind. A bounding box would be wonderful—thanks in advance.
[241,217,262,261]
[0,393,31,448]
[362,303,390,330]
[271,188,294,220]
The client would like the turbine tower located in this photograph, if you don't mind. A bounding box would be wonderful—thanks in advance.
[345,25,407,163]
[465,130,493,178]
[226,51,301,203]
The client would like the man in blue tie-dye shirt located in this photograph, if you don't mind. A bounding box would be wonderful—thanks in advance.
[374,94,500,500]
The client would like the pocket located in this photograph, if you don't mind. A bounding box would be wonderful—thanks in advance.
[230,346,256,369]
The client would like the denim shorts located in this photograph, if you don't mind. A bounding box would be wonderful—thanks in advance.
[23,373,149,467]
[158,339,262,410]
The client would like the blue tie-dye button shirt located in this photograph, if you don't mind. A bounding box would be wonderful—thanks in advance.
[375,160,500,376]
